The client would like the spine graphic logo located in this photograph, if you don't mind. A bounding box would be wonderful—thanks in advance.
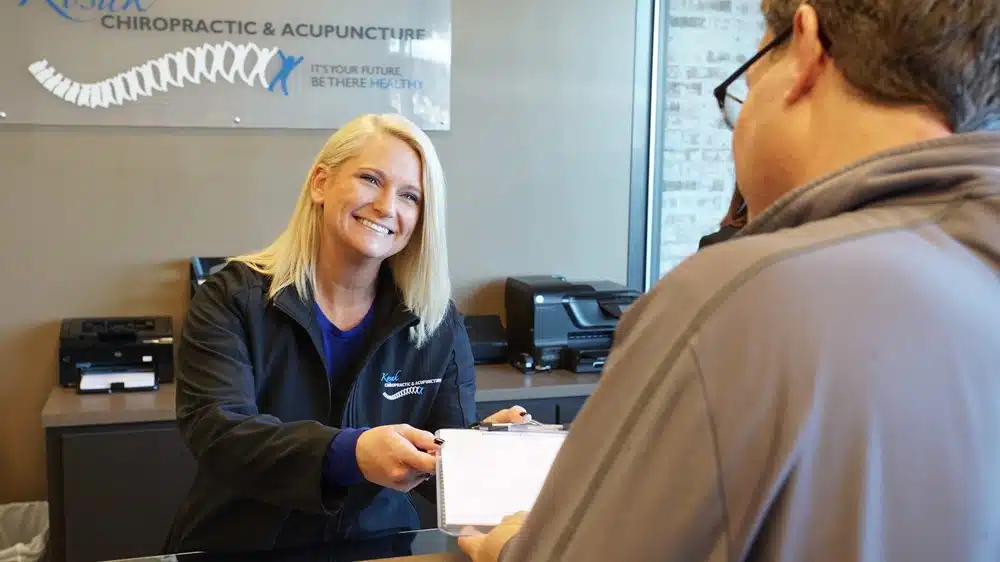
[382,386,425,401]
[28,41,304,109]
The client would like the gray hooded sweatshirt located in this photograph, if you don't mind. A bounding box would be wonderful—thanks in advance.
[500,132,1000,562]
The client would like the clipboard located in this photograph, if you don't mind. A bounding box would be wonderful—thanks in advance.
[434,424,568,536]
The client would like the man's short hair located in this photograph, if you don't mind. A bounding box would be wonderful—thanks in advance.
[761,0,1000,132]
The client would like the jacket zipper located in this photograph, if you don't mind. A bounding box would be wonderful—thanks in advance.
[340,323,411,427]
[272,287,417,539]
[334,322,412,538]
[274,298,335,420]
[275,298,411,426]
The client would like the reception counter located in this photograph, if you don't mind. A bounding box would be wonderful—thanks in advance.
[101,529,467,562]
[42,364,596,562]
[42,364,599,428]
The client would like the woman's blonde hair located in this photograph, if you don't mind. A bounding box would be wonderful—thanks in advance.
[230,113,451,348]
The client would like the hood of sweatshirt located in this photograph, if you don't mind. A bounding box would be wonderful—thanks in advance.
[738,131,1000,238]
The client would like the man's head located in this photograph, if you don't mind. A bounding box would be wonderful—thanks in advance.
[722,0,1000,218]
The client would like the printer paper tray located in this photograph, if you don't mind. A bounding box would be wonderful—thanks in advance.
[78,369,158,394]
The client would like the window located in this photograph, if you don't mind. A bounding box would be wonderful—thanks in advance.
[643,0,764,284]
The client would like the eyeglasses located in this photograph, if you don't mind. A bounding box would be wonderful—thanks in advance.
[713,26,831,130]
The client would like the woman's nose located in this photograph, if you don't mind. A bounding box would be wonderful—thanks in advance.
[372,189,396,216]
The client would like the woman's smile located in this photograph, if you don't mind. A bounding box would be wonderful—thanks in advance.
[354,215,394,235]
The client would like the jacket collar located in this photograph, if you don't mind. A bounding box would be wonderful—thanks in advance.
[367,265,420,345]
[273,263,418,346]
[738,131,1000,239]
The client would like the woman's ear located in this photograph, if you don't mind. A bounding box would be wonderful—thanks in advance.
[309,165,328,205]
[784,4,827,105]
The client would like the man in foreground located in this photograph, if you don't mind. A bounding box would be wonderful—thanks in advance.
[460,0,1000,560]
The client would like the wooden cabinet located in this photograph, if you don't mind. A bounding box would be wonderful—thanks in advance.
[46,422,196,562]
[42,370,594,562]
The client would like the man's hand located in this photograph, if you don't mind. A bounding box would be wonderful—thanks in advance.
[482,405,532,424]
[355,424,441,492]
[458,512,528,562]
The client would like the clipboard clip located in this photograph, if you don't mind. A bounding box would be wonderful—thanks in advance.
[474,421,567,433]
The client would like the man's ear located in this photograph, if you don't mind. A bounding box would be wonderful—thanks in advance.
[784,4,827,105]
[309,165,328,205]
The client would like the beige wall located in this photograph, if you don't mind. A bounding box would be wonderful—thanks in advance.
[0,0,638,502]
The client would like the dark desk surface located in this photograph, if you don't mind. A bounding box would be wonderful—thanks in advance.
[42,364,599,428]
[102,530,467,562]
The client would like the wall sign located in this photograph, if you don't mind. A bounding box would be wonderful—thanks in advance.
[0,0,452,130]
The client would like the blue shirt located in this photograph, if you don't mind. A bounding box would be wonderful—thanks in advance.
[317,302,375,489]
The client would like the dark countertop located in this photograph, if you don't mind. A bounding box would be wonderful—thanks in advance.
[472,363,599,402]
[101,529,467,562]
[42,364,599,428]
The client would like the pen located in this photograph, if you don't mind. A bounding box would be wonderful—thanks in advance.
[468,411,532,430]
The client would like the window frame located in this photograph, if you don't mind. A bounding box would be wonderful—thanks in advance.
[625,0,664,292]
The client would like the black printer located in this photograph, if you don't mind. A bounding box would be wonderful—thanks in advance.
[59,316,174,391]
[505,275,641,373]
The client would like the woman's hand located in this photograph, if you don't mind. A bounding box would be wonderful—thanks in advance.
[481,405,532,424]
[458,511,528,562]
[355,424,441,492]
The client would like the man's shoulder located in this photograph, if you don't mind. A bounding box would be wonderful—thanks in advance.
[643,220,832,308]
[637,211,931,333]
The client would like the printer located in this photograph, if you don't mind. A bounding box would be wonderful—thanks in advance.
[59,316,174,393]
[505,275,641,373]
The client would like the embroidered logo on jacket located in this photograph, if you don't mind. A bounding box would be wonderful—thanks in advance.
[380,371,442,401]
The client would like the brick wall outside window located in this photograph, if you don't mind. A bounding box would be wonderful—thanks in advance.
[656,0,763,276]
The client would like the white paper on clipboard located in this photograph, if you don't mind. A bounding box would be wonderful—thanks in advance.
[434,427,567,535]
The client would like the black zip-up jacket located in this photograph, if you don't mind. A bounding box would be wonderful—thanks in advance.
[164,261,477,553]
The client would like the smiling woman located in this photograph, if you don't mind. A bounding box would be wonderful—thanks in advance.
[235,113,449,346]
[165,114,532,554]
[309,129,426,282]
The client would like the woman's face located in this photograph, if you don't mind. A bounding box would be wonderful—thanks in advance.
[310,134,424,262]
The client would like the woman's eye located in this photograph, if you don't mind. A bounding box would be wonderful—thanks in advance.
[402,192,420,203]
[360,173,379,185]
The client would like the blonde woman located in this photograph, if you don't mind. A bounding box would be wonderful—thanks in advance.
[165,114,529,554]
